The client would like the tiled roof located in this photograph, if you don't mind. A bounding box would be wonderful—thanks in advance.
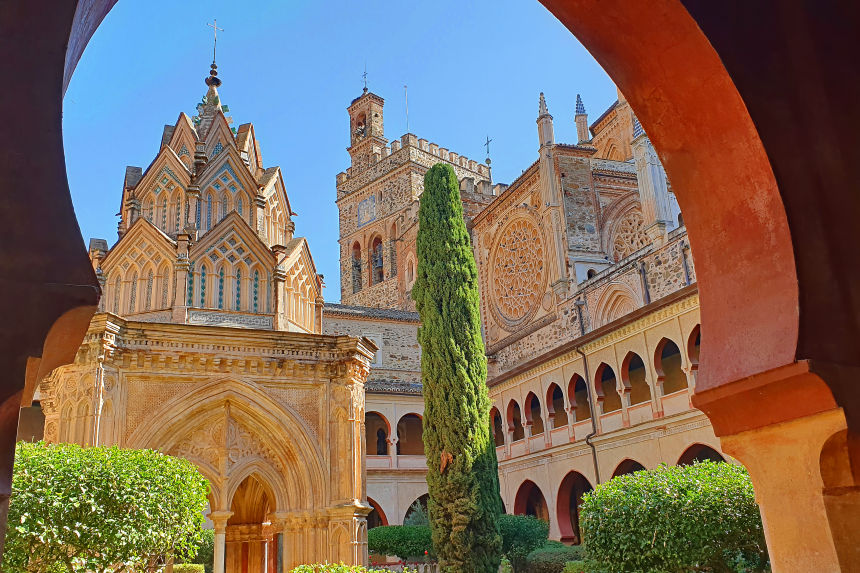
[323,302,420,322]
[365,378,423,395]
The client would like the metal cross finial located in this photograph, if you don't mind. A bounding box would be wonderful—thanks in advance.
[207,19,224,63]
[484,135,493,159]
[362,63,368,92]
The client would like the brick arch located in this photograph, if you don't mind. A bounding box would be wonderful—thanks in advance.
[594,362,621,414]
[654,337,688,395]
[366,496,389,528]
[545,382,568,429]
[568,374,591,422]
[556,471,593,544]
[506,399,525,442]
[513,479,549,523]
[621,351,651,406]
[687,324,701,371]
[523,391,544,436]
[489,406,504,447]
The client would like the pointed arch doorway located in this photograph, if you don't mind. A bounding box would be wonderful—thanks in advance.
[225,474,277,573]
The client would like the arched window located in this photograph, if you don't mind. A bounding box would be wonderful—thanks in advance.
[235,268,242,310]
[507,400,525,442]
[160,197,167,229]
[128,271,138,313]
[173,196,182,233]
[199,266,207,307]
[144,198,153,222]
[525,392,544,436]
[237,197,243,217]
[145,270,154,310]
[569,375,592,422]
[112,276,120,314]
[59,403,73,443]
[187,262,195,306]
[352,242,362,294]
[217,267,225,309]
[595,363,622,413]
[366,412,389,456]
[370,237,384,285]
[253,270,260,313]
[396,414,423,455]
[546,383,568,428]
[490,407,504,447]
[514,480,549,522]
[655,338,688,395]
[160,267,170,308]
[195,200,201,228]
[206,195,213,230]
[219,193,227,220]
[622,352,652,406]
[587,268,597,279]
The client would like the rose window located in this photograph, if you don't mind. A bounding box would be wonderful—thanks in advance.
[491,218,545,324]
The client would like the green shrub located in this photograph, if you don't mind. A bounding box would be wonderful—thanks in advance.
[189,529,214,573]
[367,525,433,561]
[526,543,585,573]
[402,499,429,526]
[499,556,513,573]
[562,560,606,573]
[174,565,205,573]
[497,514,549,573]
[580,461,769,573]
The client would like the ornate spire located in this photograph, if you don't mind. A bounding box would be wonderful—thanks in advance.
[538,92,549,116]
[575,94,586,115]
[205,20,224,88]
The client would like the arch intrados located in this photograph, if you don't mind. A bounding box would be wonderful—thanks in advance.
[612,458,646,477]
[593,362,615,398]
[677,442,725,466]
[366,410,391,435]
[224,462,284,513]
[567,373,586,398]
[556,470,593,540]
[506,399,521,428]
[545,383,562,415]
[653,337,681,377]
[396,412,422,425]
[524,391,540,423]
[620,351,644,389]
[687,325,701,368]
[513,479,547,516]
[366,496,389,526]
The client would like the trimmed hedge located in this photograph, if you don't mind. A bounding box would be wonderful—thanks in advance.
[367,525,434,561]
[526,542,585,573]
[174,565,205,573]
[580,461,769,572]
[498,515,549,573]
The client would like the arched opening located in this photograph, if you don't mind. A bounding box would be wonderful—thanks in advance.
[655,338,688,395]
[490,407,505,447]
[351,241,362,294]
[586,268,597,279]
[370,236,384,285]
[595,363,621,414]
[612,458,646,478]
[688,325,701,371]
[678,443,725,466]
[622,352,651,406]
[226,474,273,573]
[524,391,544,436]
[396,413,423,455]
[365,411,389,456]
[568,375,591,422]
[513,480,549,522]
[403,493,429,525]
[557,471,593,544]
[507,400,525,442]
[546,383,568,428]
[366,497,388,529]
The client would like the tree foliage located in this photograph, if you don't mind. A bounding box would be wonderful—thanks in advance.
[412,163,502,572]
[580,461,769,572]
[4,442,209,573]
[526,541,585,573]
[367,525,434,561]
[497,515,549,573]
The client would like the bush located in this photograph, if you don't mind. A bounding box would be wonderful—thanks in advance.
[526,543,585,573]
[174,565,205,573]
[367,525,434,561]
[580,461,769,572]
[4,442,209,573]
[497,514,549,573]
[189,529,214,573]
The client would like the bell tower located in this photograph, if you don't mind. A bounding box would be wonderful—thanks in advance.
[347,89,387,172]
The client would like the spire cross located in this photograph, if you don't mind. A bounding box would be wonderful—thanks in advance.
[207,20,224,63]
[484,135,493,159]
[362,64,368,92]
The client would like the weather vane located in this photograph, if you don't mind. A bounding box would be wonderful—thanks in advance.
[207,19,224,63]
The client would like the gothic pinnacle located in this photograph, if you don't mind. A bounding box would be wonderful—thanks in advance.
[576,93,586,115]
[539,92,549,116]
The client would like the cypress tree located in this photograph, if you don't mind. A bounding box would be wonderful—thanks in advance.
[412,163,502,572]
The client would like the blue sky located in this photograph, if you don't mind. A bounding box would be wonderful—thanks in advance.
[63,0,617,302]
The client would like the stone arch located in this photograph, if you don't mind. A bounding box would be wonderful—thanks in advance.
[366,411,390,456]
[404,251,416,290]
[546,383,568,428]
[678,443,725,466]
[59,402,73,443]
[621,351,651,406]
[490,406,504,447]
[369,234,384,285]
[396,413,423,455]
[366,496,388,529]
[403,493,429,524]
[654,337,688,395]
[513,479,549,522]
[507,399,525,441]
[524,391,544,436]
[594,282,640,327]
[604,140,623,161]
[351,241,362,294]
[74,399,89,445]
[126,378,327,511]
[157,261,171,309]
[612,458,646,477]
[224,462,283,515]
[556,471,593,544]
[688,324,701,371]
[568,374,591,422]
[594,363,622,414]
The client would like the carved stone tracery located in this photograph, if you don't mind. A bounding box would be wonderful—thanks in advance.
[490,217,545,327]
[612,209,649,261]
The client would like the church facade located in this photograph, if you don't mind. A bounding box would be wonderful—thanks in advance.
[329,87,724,541]
[38,66,374,571]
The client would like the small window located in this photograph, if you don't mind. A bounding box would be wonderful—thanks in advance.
[587,268,597,279]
